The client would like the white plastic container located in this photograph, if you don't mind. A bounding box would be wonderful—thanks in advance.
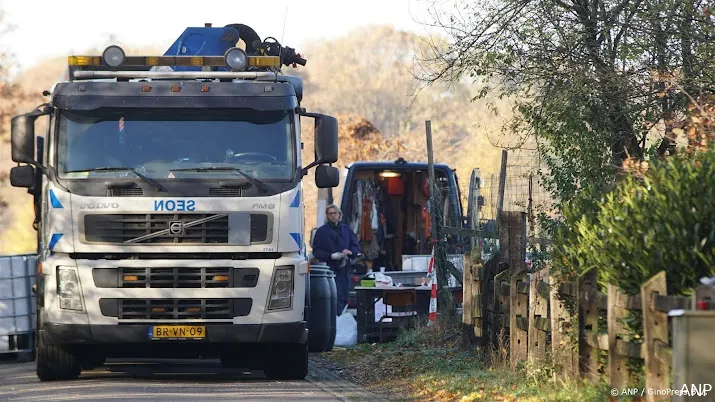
[401,255,431,271]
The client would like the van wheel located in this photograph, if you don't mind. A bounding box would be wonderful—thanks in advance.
[263,343,308,380]
[36,332,81,381]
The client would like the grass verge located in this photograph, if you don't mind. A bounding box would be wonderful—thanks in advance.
[313,314,610,401]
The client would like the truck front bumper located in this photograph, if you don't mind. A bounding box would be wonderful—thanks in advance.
[41,321,308,345]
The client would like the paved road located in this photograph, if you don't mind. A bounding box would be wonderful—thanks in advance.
[0,357,386,401]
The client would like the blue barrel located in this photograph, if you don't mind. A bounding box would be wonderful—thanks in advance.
[308,265,333,352]
[326,269,337,351]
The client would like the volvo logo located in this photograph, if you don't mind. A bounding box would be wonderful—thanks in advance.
[168,221,185,235]
[80,203,119,209]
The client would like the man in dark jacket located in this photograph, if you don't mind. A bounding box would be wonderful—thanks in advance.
[312,204,360,315]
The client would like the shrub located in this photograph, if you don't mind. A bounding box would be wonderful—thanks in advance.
[557,146,715,295]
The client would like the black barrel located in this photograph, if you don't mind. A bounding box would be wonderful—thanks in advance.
[308,265,333,352]
[325,269,337,351]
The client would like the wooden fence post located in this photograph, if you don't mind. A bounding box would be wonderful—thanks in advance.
[462,255,473,346]
[496,150,507,216]
[498,211,526,291]
[462,255,484,347]
[550,279,579,380]
[528,268,549,365]
[579,270,601,380]
[490,210,524,354]
[608,285,633,389]
[484,267,496,351]
[641,272,670,402]
[510,268,529,368]
[474,263,484,346]
[482,256,505,351]
[494,268,511,356]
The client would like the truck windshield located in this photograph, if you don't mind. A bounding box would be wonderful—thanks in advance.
[57,108,295,181]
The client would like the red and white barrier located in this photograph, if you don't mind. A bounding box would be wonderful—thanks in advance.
[427,247,437,325]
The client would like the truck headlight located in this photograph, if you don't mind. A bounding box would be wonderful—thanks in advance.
[102,45,126,67]
[57,267,84,311]
[224,47,247,71]
[267,266,294,311]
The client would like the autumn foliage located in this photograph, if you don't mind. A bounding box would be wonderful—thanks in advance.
[335,113,394,166]
[681,95,715,154]
[622,94,715,177]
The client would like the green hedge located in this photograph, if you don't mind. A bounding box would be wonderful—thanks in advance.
[555,148,715,295]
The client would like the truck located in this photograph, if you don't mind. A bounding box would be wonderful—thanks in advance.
[8,23,340,381]
[312,158,482,306]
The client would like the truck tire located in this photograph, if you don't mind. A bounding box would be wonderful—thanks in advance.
[263,343,308,380]
[36,332,81,381]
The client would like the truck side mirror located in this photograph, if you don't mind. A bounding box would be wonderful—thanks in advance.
[11,115,37,164]
[315,165,339,188]
[10,165,35,188]
[299,110,338,165]
[314,115,338,164]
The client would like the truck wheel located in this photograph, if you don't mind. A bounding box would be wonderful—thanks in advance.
[263,343,308,380]
[36,332,81,381]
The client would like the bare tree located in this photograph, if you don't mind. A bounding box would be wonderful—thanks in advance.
[417,0,715,201]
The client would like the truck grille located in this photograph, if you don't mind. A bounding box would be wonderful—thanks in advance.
[92,267,260,289]
[120,267,231,288]
[99,298,252,319]
[84,213,269,244]
[209,187,244,197]
[111,187,144,197]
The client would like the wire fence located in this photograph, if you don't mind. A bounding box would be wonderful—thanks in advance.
[423,142,559,283]
[430,172,466,288]
[479,148,556,241]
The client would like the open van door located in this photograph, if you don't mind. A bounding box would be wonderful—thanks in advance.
[465,168,482,250]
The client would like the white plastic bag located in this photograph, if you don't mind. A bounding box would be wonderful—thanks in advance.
[374,272,393,287]
[334,312,357,346]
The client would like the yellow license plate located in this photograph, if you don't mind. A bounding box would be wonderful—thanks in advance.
[149,325,206,340]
